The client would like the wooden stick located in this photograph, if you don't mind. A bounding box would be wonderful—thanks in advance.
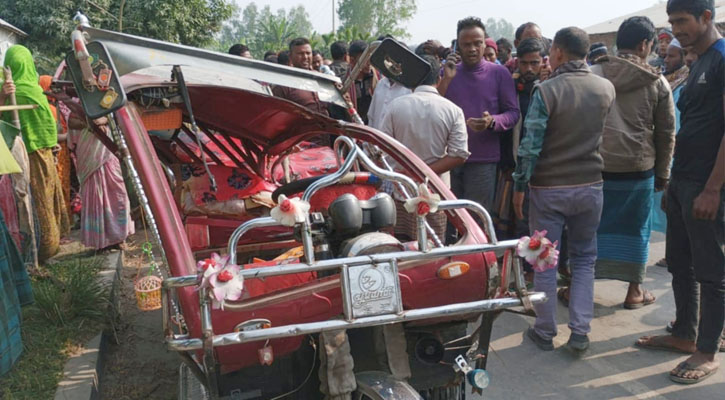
[3,67,21,130]
[0,104,37,112]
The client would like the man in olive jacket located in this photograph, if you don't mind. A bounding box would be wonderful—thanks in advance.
[590,16,676,309]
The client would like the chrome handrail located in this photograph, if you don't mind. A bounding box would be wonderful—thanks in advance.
[332,136,428,251]
[363,143,444,248]
[301,137,360,203]
[166,239,520,290]
[166,292,547,351]
[438,200,498,245]
[227,217,282,265]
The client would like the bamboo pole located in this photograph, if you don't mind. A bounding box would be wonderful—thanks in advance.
[3,67,21,130]
[0,104,37,112]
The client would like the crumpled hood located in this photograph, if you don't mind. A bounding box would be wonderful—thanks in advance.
[596,56,660,93]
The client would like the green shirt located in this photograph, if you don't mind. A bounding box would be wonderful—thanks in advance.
[512,89,548,192]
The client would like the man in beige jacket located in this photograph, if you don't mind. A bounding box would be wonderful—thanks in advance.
[589,16,676,309]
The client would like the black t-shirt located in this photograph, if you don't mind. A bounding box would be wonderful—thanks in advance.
[673,39,725,183]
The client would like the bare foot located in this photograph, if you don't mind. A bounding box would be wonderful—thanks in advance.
[636,335,696,354]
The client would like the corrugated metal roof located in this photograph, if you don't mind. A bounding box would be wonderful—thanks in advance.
[585,1,725,35]
[0,18,27,37]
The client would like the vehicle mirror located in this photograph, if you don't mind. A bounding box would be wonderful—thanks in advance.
[370,38,431,89]
[65,41,127,119]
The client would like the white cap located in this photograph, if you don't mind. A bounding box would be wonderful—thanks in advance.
[669,38,682,49]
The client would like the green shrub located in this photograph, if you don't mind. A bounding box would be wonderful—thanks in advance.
[0,255,109,399]
[33,257,109,327]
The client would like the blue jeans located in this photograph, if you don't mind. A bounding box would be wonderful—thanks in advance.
[529,184,604,339]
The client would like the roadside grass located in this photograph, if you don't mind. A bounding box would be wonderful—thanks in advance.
[0,255,109,400]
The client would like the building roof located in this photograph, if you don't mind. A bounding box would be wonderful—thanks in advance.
[585,1,725,35]
[0,18,27,37]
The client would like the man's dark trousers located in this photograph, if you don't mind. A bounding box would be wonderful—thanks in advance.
[666,178,725,354]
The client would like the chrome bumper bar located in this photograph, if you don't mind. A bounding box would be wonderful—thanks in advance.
[166,240,520,288]
[167,292,546,351]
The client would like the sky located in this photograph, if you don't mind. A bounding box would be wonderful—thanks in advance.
[235,0,664,43]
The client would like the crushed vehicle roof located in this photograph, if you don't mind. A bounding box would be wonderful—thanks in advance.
[83,27,347,108]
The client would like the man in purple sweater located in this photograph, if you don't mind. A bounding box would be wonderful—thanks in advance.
[439,17,520,218]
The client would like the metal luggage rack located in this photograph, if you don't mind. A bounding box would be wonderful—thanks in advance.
[161,137,546,392]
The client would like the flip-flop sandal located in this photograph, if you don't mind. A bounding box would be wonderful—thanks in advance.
[635,335,694,354]
[557,287,570,308]
[624,289,656,309]
[655,258,667,268]
[669,361,719,384]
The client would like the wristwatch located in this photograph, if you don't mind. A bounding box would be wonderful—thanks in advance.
[489,118,496,130]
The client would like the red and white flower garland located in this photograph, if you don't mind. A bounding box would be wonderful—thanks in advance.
[197,253,244,310]
[516,230,559,272]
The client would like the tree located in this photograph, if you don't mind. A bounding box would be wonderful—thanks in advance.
[337,0,417,39]
[336,26,375,43]
[484,18,515,42]
[218,2,317,58]
[0,0,233,73]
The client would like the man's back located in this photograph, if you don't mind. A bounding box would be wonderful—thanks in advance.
[532,61,616,187]
[384,87,466,165]
[382,86,468,184]
[591,55,675,176]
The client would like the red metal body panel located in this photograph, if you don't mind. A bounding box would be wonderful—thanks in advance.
[114,81,496,373]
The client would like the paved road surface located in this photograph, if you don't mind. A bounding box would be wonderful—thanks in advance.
[471,233,724,399]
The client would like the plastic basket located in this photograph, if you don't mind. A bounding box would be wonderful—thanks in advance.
[134,275,163,311]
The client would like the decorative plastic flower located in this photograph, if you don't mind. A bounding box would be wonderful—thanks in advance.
[516,230,560,272]
[197,252,228,288]
[535,243,559,272]
[196,252,244,309]
[404,183,441,216]
[208,264,244,310]
[270,194,311,227]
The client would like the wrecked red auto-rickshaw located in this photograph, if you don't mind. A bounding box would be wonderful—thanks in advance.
[56,15,546,400]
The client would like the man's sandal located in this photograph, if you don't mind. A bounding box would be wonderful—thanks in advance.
[669,361,719,384]
[623,289,656,309]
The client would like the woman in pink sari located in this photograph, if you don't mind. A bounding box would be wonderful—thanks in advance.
[68,118,134,249]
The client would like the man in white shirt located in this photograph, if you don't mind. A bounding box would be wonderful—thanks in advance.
[367,76,412,130]
[381,55,470,240]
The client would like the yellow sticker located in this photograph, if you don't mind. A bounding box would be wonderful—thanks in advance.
[99,88,118,109]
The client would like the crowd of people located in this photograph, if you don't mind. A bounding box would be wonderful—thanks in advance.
[0,44,134,375]
[227,0,724,386]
